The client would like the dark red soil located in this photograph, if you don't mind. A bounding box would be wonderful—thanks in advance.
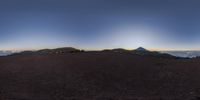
[0,52,200,100]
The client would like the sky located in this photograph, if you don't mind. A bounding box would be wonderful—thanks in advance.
[0,0,200,51]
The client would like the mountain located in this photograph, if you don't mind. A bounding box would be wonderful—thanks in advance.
[132,47,177,58]
[102,48,130,53]
[102,47,177,59]
[11,47,84,56]
[10,47,200,58]
[37,47,83,54]
[135,47,147,51]
[9,47,178,59]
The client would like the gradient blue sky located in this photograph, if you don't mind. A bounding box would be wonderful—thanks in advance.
[0,0,200,50]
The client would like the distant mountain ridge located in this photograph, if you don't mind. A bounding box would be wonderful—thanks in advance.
[132,47,177,58]
[102,47,177,59]
[3,47,200,58]
[11,47,84,56]
[135,47,147,51]
[9,47,178,59]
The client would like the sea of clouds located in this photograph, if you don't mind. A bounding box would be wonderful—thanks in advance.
[162,51,200,58]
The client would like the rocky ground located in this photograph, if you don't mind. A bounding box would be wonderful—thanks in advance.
[0,51,200,100]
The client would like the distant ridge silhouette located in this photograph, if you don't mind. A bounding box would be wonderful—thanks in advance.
[132,47,177,58]
[135,47,147,51]
[9,47,179,59]
[11,47,84,56]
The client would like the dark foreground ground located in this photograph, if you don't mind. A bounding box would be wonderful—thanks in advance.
[0,51,200,100]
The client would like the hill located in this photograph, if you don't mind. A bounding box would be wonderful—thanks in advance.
[11,47,83,56]
[102,47,177,59]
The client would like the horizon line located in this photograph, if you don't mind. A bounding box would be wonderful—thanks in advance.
[1,46,200,52]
